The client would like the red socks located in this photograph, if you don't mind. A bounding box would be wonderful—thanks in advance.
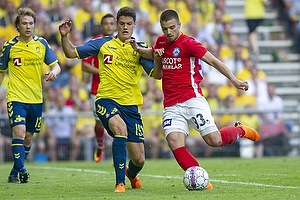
[172,146,199,171]
[220,126,244,146]
[94,126,105,148]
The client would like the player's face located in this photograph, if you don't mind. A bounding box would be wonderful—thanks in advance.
[117,16,137,42]
[18,15,35,39]
[101,17,116,36]
[160,18,181,42]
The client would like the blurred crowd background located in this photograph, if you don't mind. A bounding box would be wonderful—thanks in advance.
[0,0,299,162]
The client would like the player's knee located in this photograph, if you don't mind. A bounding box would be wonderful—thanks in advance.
[135,158,145,167]
[24,135,33,146]
[207,139,222,147]
[203,133,222,147]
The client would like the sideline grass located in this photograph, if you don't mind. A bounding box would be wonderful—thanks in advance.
[1,157,299,200]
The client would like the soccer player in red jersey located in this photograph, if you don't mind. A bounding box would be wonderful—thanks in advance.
[81,14,116,163]
[127,9,259,190]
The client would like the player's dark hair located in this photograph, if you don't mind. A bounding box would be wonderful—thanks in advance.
[14,7,36,32]
[101,13,115,25]
[117,7,136,22]
[160,9,179,23]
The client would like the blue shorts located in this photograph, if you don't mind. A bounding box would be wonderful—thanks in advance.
[7,101,43,133]
[95,98,144,143]
[246,19,263,33]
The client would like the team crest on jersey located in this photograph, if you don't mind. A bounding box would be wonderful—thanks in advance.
[172,47,180,57]
[104,54,113,64]
[36,47,40,53]
[13,58,22,66]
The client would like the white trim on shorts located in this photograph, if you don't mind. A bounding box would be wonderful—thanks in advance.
[162,96,218,138]
[90,94,100,121]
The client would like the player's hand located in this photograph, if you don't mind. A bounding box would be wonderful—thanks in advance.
[154,48,164,62]
[59,19,72,36]
[125,38,139,52]
[45,71,57,81]
[234,79,249,91]
[154,48,164,57]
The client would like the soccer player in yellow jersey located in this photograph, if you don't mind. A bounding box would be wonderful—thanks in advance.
[0,7,61,183]
[59,7,154,192]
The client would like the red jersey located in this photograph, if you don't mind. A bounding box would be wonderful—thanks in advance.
[82,35,102,95]
[153,33,207,107]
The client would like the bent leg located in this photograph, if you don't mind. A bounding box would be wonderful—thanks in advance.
[126,142,145,175]
[167,132,199,171]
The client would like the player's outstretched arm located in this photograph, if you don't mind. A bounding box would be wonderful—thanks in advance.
[201,51,249,91]
[59,19,77,58]
[45,62,61,81]
[125,38,154,60]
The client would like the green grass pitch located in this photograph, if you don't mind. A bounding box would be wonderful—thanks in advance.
[1,157,299,200]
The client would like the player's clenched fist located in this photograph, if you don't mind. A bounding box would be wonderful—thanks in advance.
[59,19,72,36]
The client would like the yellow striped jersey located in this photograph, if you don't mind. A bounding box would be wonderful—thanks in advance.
[0,36,58,103]
[75,36,154,106]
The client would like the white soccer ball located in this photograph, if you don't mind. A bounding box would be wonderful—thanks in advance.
[183,166,209,190]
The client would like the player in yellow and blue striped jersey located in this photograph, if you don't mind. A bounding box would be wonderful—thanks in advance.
[59,7,154,192]
[0,7,61,183]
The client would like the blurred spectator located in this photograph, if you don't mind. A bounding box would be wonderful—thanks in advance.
[143,77,157,99]
[49,0,68,28]
[223,44,246,75]
[195,0,215,25]
[167,0,192,25]
[289,0,300,61]
[29,0,49,35]
[148,0,168,34]
[244,0,268,58]
[68,28,86,82]
[205,83,221,127]
[62,74,89,111]
[187,18,202,43]
[219,33,249,61]
[76,99,96,161]
[217,79,238,101]
[0,0,5,19]
[186,128,212,158]
[202,43,228,86]
[236,58,267,81]
[257,83,291,156]
[239,104,261,158]
[276,0,294,39]
[42,23,60,46]
[198,7,227,46]
[73,0,93,34]
[215,0,232,23]
[0,1,17,41]
[0,88,12,163]
[235,87,256,109]
[45,92,79,161]
[245,66,268,103]
[141,94,160,159]
[132,0,149,42]
[219,94,237,127]
[43,86,57,112]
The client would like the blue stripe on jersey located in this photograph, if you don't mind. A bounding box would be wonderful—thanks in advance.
[139,57,154,75]
[76,36,114,59]
[137,42,154,75]
[0,38,15,70]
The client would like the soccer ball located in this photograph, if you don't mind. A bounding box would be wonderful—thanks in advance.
[183,166,209,190]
